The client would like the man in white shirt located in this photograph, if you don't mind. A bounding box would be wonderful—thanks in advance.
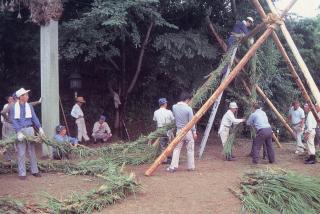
[303,103,317,164]
[218,102,245,161]
[288,101,305,154]
[71,96,90,142]
[153,98,174,164]
[1,95,15,161]
[92,115,112,143]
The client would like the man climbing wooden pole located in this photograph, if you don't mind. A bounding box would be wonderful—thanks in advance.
[265,0,320,103]
[206,18,284,146]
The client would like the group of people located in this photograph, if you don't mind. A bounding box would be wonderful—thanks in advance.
[0,89,113,179]
[70,96,112,143]
[153,93,278,173]
[288,101,320,164]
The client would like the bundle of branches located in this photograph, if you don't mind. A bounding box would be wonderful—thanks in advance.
[0,158,140,213]
[232,169,320,214]
[45,161,140,214]
[0,197,29,214]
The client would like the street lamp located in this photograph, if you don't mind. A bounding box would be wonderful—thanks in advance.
[69,71,82,98]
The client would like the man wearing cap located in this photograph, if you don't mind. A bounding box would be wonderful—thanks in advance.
[153,98,175,163]
[221,17,254,78]
[53,125,78,159]
[218,102,245,161]
[167,92,197,172]
[288,101,306,154]
[303,103,317,164]
[9,88,44,179]
[71,96,90,143]
[246,102,275,164]
[92,115,112,142]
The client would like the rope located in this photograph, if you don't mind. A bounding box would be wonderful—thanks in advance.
[263,13,284,28]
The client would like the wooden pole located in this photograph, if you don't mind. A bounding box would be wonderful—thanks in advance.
[255,84,295,138]
[265,0,320,103]
[251,0,320,123]
[207,20,282,146]
[145,27,276,176]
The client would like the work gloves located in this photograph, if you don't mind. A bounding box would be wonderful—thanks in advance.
[38,127,45,137]
[17,132,25,141]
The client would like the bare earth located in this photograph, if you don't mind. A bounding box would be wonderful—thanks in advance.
[1,137,320,214]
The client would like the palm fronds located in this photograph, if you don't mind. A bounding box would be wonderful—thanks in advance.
[232,169,320,214]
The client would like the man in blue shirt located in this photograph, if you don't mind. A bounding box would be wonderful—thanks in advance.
[221,17,254,78]
[9,88,45,180]
[246,102,275,164]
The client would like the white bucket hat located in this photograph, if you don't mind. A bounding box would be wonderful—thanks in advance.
[246,17,254,23]
[229,102,238,109]
[15,88,30,98]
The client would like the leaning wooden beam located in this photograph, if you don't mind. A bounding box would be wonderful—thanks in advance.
[207,19,285,144]
[255,84,295,138]
[145,29,278,177]
[251,0,320,123]
[265,0,320,103]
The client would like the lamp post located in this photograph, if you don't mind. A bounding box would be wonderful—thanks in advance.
[69,71,82,98]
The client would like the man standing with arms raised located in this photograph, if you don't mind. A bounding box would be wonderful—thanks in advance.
[9,88,44,180]
[167,92,197,172]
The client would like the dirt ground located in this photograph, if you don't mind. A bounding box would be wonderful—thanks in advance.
[1,137,320,214]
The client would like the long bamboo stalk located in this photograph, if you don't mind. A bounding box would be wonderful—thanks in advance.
[207,19,282,146]
[255,84,294,137]
[251,0,320,124]
[145,28,275,176]
[265,0,320,103]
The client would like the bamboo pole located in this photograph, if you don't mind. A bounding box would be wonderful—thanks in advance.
[207,19,282,145]
[251,0,320,124]
[255,84,295,138]
[265,0,320,103]
[145,28,276,176]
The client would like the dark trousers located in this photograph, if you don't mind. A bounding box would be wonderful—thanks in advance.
[252,128,275,164]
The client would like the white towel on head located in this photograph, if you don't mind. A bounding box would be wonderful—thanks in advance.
[14,102,32,119]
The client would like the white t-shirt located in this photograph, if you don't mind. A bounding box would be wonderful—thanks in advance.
[153,108,174,128]
[219,109,245,132]
[289,107,305,125]
[71,104,84,119]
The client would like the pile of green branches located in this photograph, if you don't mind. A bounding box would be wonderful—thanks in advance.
[0,158,140,213]
[232,169,320,214]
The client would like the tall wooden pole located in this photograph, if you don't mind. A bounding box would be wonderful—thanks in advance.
[251,0,320,124]
[145,28,275,176]
[255,84,295,137]
[265,0,320,103]
[207,19,283,144]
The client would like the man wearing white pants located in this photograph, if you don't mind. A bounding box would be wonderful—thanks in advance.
[71,97,90,142]
[288,101,305,154]
[9,88,44,180]
[167,92,197,172]
[303,103,317,164]
[218,102,245,161]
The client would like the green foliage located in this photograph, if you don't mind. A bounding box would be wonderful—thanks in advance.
[234,169,320,214]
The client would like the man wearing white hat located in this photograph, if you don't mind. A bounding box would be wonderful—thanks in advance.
[71,96,90,142]
[9,88,44,180]
[218,102,245,161]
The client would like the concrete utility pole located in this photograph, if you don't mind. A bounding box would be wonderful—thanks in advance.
[40,19,60,157]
